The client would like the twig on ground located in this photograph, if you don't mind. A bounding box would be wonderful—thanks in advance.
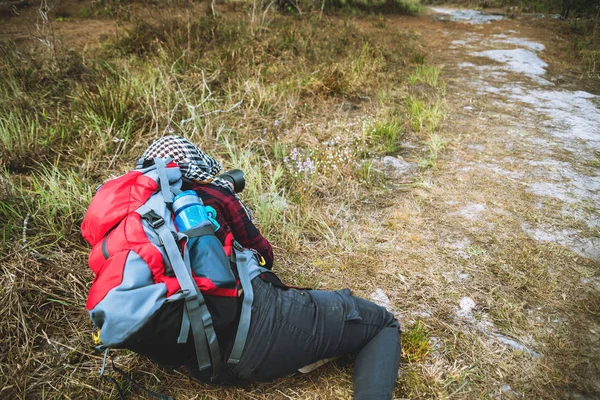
[22,212,29,247]
[180,82,250,125]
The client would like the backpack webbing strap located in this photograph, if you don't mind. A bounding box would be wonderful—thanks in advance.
[138,206,222,378]
[184,288,218,373]
[227,247,254,365]
[153,158,174,206]
[184,224,214,238]
[178,306,191,344]
[181,243,224,377]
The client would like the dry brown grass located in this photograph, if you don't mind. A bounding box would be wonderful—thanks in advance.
[1,2,600,400]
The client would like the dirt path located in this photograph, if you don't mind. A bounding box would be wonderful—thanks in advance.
[381,8,600,399]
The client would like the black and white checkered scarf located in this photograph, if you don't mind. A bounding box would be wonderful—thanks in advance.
[142,135,252,219]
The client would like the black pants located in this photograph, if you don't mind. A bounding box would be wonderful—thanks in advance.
[231,278,401,400]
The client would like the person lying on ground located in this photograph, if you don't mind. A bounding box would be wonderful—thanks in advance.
[139,135,402,400]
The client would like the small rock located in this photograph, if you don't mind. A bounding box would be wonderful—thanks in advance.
[501,384,519,398]
[457,297,476,317]
[494,334,541,358]
[370,288,391,310]
[374,156,419,181]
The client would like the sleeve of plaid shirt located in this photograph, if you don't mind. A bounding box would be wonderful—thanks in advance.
[189,182,274,269]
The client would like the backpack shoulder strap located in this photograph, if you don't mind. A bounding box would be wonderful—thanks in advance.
[227,246,254,365]
[137,205,223,378]
[153,158,174,206]
[135,157,180,203]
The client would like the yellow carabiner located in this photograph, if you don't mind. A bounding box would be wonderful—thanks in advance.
[93,329,102,345]
[258,256,266,266]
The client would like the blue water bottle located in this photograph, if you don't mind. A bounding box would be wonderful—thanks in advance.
[171,190,235,287]
[172,190,221,232]
[172,190,209,231]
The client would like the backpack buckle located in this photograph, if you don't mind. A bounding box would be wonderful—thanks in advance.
[141,210,165,229]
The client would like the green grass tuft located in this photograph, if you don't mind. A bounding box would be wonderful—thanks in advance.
[0,111,42,165]
[418,133,447,169]
[406,95,445,134]
[370,118,403,153]
[408,65,441,87]
[402,319,431,363]
[21,163,93,242]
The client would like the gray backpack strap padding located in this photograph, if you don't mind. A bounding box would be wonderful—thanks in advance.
[137,205,223,377]
[227,247,254,365]
[153,158,174,206]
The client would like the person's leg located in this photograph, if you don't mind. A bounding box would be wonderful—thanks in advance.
[232,280,401,399]
[353,326,401,399]
[345,297,401,400]
[309,289,401,400]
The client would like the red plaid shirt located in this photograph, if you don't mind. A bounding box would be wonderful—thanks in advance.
[186,182,274,269]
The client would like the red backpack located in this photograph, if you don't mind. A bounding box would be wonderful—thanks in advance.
[81,158,258,387]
